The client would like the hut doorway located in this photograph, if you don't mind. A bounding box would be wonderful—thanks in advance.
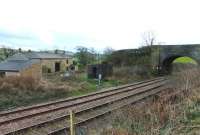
[55,62,61,72]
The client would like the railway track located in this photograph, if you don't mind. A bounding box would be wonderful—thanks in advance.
[0,77,168,135]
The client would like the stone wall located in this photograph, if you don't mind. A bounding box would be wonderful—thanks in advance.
[41,58,73,73]
[20,63,42,79]
[5,58,76,78]
[5,72,20,76]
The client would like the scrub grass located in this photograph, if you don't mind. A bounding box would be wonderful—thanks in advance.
[100,68,200,135]
[0,73,121,111]
[0,66,153,111]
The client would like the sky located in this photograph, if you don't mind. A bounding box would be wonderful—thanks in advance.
[0,0,200,52]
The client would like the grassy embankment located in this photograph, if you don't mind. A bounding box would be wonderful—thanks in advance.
[100,67,200,135]
[173,56,197,65]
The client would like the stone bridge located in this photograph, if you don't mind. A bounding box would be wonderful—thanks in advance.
[153,44,200,73]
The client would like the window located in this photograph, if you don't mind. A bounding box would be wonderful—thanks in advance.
[0,72,5,77]
[66,59,69,64]
[48,69,51,73]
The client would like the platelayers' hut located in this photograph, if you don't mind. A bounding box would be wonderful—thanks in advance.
[87,64,113,79]
[0,52,78,78]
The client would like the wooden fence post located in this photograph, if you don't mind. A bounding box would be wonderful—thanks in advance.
[70,110,75,135]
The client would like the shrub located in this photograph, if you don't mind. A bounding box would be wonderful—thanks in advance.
[111,66,152,83]
[0,76,39,91]
[102,68,200,135]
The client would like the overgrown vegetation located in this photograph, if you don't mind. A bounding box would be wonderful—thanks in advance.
[0,76,69,110]
[0,45,154,111]
[0,73,122,111]
[105,47,152,67]
[100,67,200,135]
[109,66,153,84]
[75,46,100,70]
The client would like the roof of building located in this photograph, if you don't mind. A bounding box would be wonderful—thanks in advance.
[0,59,40,72]
[7,52,71,61]
[0,52,72,72]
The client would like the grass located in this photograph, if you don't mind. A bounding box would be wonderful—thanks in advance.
[0,73,122,111]
[0,66,153,111]
[99,68,200,135]
[173,56,197,65]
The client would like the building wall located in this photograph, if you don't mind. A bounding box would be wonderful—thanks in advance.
[41,58,73,73]
[3,58,76,78]
[5,72,20,76]
[20,63,42,79]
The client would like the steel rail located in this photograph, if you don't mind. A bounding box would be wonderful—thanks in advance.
[48,86,167,135]
[0,78,165,125]
[0,77,164,116]
[1,79,166,135]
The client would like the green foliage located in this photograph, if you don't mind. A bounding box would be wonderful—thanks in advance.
[75,46,98,69]
[173,56,198,65]
[102,47,114,62]
[0,47,16,61]
[105,46,152,67]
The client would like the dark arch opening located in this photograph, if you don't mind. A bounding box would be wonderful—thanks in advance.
[161,55,198,74]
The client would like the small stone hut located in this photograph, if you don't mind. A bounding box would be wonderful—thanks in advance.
[0,52,77,78]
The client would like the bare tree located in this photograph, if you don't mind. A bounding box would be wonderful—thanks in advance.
[102,47,114,62]
[141,31,156,46]
[140,31,157,68]
[103,47,114,56]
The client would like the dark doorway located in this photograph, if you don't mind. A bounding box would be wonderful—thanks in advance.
[87,64,113,79]
[0,72,5,77]
[92,67,97,78]
[55,62,61,72]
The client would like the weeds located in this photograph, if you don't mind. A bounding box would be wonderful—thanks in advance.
[110,66,153,83]
[101,67,200,135]
[0,73,122,111]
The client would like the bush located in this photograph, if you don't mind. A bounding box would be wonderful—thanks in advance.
[101,68,200,135]
[0,76,39,91]
[111,66,152,83]
[0,76,70,110]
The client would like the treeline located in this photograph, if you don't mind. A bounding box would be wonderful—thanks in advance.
[74,46,114,70]
[0,47,16,61]
[74,45,155,72]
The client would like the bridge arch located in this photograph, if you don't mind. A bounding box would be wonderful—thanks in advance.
[161,55,198,74]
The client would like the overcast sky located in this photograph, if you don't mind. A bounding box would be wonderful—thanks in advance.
[0,0,200,51]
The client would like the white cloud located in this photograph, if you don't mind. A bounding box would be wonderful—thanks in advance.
[0,0,200,50]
